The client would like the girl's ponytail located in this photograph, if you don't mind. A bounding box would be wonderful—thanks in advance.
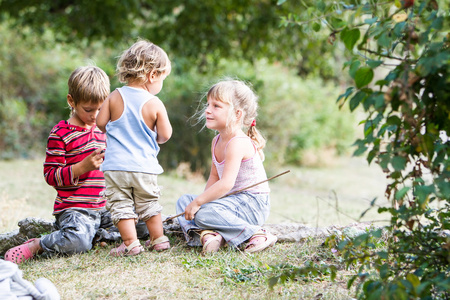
[247,120,266,160]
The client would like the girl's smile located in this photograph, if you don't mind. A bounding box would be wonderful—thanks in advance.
[205,98,229,130]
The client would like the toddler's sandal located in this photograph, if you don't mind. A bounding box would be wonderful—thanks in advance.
[109,240,144,257]
[244,229,277,253]
[145,235,170,251]
[4,238,37,264]
[200,230,225,254]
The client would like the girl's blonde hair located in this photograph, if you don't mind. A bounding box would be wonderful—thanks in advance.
[68,65,110,107]
[203,79,266,153]
[116,39,171,84]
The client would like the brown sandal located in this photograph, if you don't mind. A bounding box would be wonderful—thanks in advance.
[145,235,170,251]
[200,230,225,254]
[244,229,277,253]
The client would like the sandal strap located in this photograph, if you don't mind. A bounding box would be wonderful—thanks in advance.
[249,229,267,240]
[125,240,141,253]
[151,235,169,247]
[200,230,217,240]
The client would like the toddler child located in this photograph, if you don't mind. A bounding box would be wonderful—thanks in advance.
[97,40,172,256]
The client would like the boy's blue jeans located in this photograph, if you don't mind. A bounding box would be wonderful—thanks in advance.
[39,208,148,257]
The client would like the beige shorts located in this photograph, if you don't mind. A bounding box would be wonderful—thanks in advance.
[104,171,163,225]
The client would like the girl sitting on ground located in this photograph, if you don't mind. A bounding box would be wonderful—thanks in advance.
[176,79,277,254]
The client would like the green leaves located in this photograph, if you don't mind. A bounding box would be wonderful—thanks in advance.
[354,66,374,88]
[391,156,407,171]
[349,91,367,111]
[340,27,360,51]
[282,2,450,299]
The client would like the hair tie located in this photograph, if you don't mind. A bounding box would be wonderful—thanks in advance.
[251,119,256,127]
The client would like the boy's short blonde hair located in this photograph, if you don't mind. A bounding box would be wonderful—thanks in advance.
[68,66,110,105]
[116,39,171,85]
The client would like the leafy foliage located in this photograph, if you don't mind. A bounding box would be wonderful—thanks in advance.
[268,261,338,288]
[0,1,356,167]
[158,59,355,173]
[0,22,116,159]
[271,0,450,298]
[0,17,355,168]
[0,0,342,80]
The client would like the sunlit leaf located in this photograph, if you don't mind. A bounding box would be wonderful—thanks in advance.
[312,22,321,32]
[377,251,388,259]
[349,60,361,78]
[367,60,383,69]
[341,27,361,51]
[395,187,410,200]
[391,156,407,171]
[355,66,374,88]
[364,17,378,25]
[406,273,421,288]
[377,32,391,48]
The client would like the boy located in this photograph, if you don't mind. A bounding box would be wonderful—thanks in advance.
[5,66,111,263]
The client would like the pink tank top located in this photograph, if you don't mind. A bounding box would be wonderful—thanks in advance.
[212,134,270,194]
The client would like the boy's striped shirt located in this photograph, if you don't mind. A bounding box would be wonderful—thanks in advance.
[44,120,106,215]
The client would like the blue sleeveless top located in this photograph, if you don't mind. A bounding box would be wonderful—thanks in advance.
[101,86,163,174]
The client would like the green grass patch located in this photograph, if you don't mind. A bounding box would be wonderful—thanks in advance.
[0,157,389,299]
[1,156,388,233]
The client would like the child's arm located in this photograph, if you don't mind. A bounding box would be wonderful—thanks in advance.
[44,136,104,187]
[97,90,125,133]
[96,95,111,133]
[204,163,220,191]
[184,139,247,220]
[154,99,172,144]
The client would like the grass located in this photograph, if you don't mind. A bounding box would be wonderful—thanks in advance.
[0,156,388,233]
[18,236,356,299]
[0,156,388,299]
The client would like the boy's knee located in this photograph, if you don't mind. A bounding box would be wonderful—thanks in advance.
[52,232,93,255]
[69,238,92,254]
[67,231,94,253]
[108,203,138,225]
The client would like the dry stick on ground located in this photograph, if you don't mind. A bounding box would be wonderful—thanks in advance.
[163,170,291,223]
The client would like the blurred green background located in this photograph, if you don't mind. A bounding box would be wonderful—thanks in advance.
[0,1,356,174]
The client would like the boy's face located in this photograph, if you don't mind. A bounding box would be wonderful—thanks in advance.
[68,95,103,128]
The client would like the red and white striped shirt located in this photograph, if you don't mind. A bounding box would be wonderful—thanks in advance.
[44,120,106,215]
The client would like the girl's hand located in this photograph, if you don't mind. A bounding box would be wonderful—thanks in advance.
[184,199,201,221]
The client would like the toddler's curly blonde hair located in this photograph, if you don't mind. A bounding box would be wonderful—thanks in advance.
[116,39,171,84]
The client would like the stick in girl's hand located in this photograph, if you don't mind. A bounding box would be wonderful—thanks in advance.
[163,170,290,223]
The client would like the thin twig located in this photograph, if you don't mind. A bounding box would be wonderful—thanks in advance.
[163,170,290,223]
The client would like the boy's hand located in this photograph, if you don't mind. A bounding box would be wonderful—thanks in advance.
[72,148,105,178]
[92,148,105,167]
